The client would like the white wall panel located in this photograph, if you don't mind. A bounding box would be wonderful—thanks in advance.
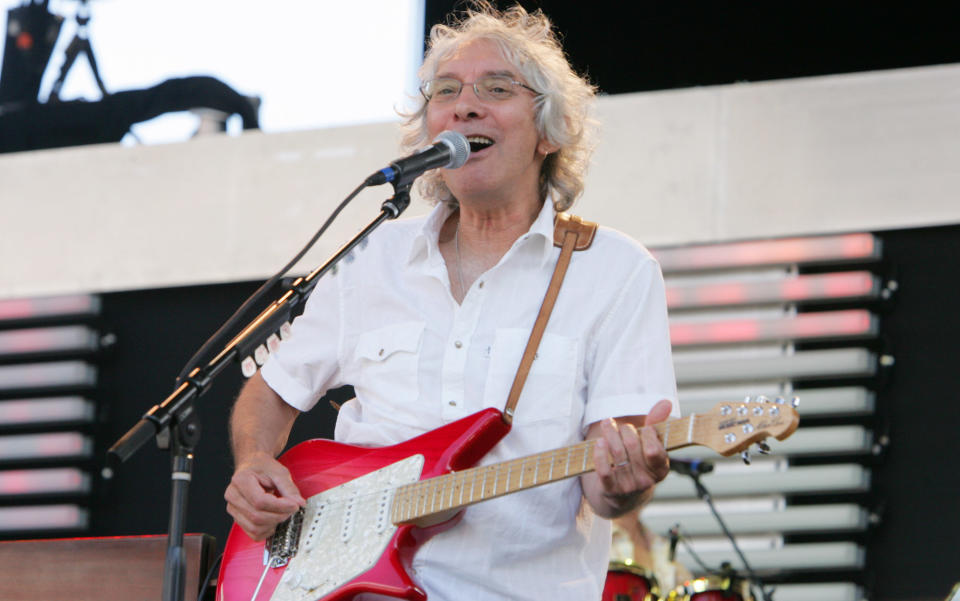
[2,64,958,297]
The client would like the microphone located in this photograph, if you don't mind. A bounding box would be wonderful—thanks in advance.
[669,457,714,477]
[365,131,470,187]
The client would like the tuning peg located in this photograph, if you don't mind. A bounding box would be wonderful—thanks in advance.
[741,450,751,465]
[774,396,785,404]
[757,441,771,455]
[756,395,769,404]
[791,396,800,408]
[743,395,753,403]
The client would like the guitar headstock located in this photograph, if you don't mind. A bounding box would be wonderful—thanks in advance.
[696,396,800,457]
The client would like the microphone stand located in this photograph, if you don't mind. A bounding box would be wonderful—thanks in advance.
[684,470,774,601]
[106,183,412,601]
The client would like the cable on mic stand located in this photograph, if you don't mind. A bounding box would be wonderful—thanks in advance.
[682,468,776,601]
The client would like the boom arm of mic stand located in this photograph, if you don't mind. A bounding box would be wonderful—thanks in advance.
[106,185,411,466]
[688,472,774,601]
[104,184,411,601]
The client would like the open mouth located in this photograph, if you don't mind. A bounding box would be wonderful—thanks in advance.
[467,136,495,153]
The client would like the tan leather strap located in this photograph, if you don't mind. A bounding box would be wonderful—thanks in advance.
[502,212,598,425]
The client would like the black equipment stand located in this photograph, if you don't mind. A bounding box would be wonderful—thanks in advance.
[49,0,108,102]
[684,469,774,601]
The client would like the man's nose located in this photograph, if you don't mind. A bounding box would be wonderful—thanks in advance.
[453,84,486,119]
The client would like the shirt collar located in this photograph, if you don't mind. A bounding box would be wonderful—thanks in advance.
[406,198,557,268]
[407,202,456,266]
[528,198,558,268]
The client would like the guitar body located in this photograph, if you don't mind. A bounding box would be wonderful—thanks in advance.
[217,407,511,601]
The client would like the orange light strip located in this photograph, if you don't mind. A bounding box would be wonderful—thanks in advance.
[670,309,875,347]
[0,397,95,427]
[0,504,88,531]
[0,468,89,496]
[0,294,100,322]
[653,233,879,273]
[0,326,99,356]
[0,361,97,392]
[666,271,879,309]
[0,432,92,461]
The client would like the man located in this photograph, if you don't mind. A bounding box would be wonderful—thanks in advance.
[225,3,678,599]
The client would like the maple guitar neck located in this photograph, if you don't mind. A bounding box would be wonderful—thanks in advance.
[391,414,701,525]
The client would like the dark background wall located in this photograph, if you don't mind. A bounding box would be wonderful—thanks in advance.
[91,281,344,547]
[424,1,960,95]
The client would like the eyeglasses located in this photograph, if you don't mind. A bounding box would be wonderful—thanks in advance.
[420,75,540,104]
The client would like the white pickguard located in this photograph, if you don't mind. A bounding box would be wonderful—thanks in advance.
[268,454,425,601]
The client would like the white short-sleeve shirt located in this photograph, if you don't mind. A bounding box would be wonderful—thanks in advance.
[261,199,678,601]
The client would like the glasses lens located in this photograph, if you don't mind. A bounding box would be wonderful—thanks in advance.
[425,78,462,102]
[477,76,516,101]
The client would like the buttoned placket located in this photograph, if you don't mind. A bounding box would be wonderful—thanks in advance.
[439,230,547,421]
[439,273,484,421]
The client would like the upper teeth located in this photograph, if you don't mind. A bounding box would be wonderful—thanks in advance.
[467,136,494,145]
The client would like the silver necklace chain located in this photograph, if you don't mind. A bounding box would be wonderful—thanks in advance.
[455,220,467,298]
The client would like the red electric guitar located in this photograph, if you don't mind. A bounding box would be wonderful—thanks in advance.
[217,398,798,601]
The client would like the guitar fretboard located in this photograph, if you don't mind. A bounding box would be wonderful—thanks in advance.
[391,412,705,524]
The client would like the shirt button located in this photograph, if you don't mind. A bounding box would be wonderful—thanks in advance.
[448,400,457,406]
[378,348,384,356]
[478,281,484,289]
[454,340,463,349]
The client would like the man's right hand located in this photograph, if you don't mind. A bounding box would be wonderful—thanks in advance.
[224,451,306,541]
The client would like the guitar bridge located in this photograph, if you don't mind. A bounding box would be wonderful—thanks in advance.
[265,507,304,567]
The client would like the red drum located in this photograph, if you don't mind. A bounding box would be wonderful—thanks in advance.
[670,576,749,601]
[602,562,659,601]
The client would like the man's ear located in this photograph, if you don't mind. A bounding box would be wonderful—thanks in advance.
[537,137,560,155]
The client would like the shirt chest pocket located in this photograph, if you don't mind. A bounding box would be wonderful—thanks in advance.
[482,328,579,425]
[352,321,425,404]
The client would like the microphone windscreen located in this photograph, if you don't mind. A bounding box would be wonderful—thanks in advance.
[435,131,470,169]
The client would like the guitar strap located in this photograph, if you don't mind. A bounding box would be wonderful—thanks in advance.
[502,212,598,425]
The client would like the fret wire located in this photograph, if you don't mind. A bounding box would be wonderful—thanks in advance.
[408,481,422,518]
[480,466,487,500]
[492,466,500,497]
[436,476,446,512]
[565,446,572,476]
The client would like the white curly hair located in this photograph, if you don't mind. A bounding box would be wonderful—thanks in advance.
[399,1,597,212]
